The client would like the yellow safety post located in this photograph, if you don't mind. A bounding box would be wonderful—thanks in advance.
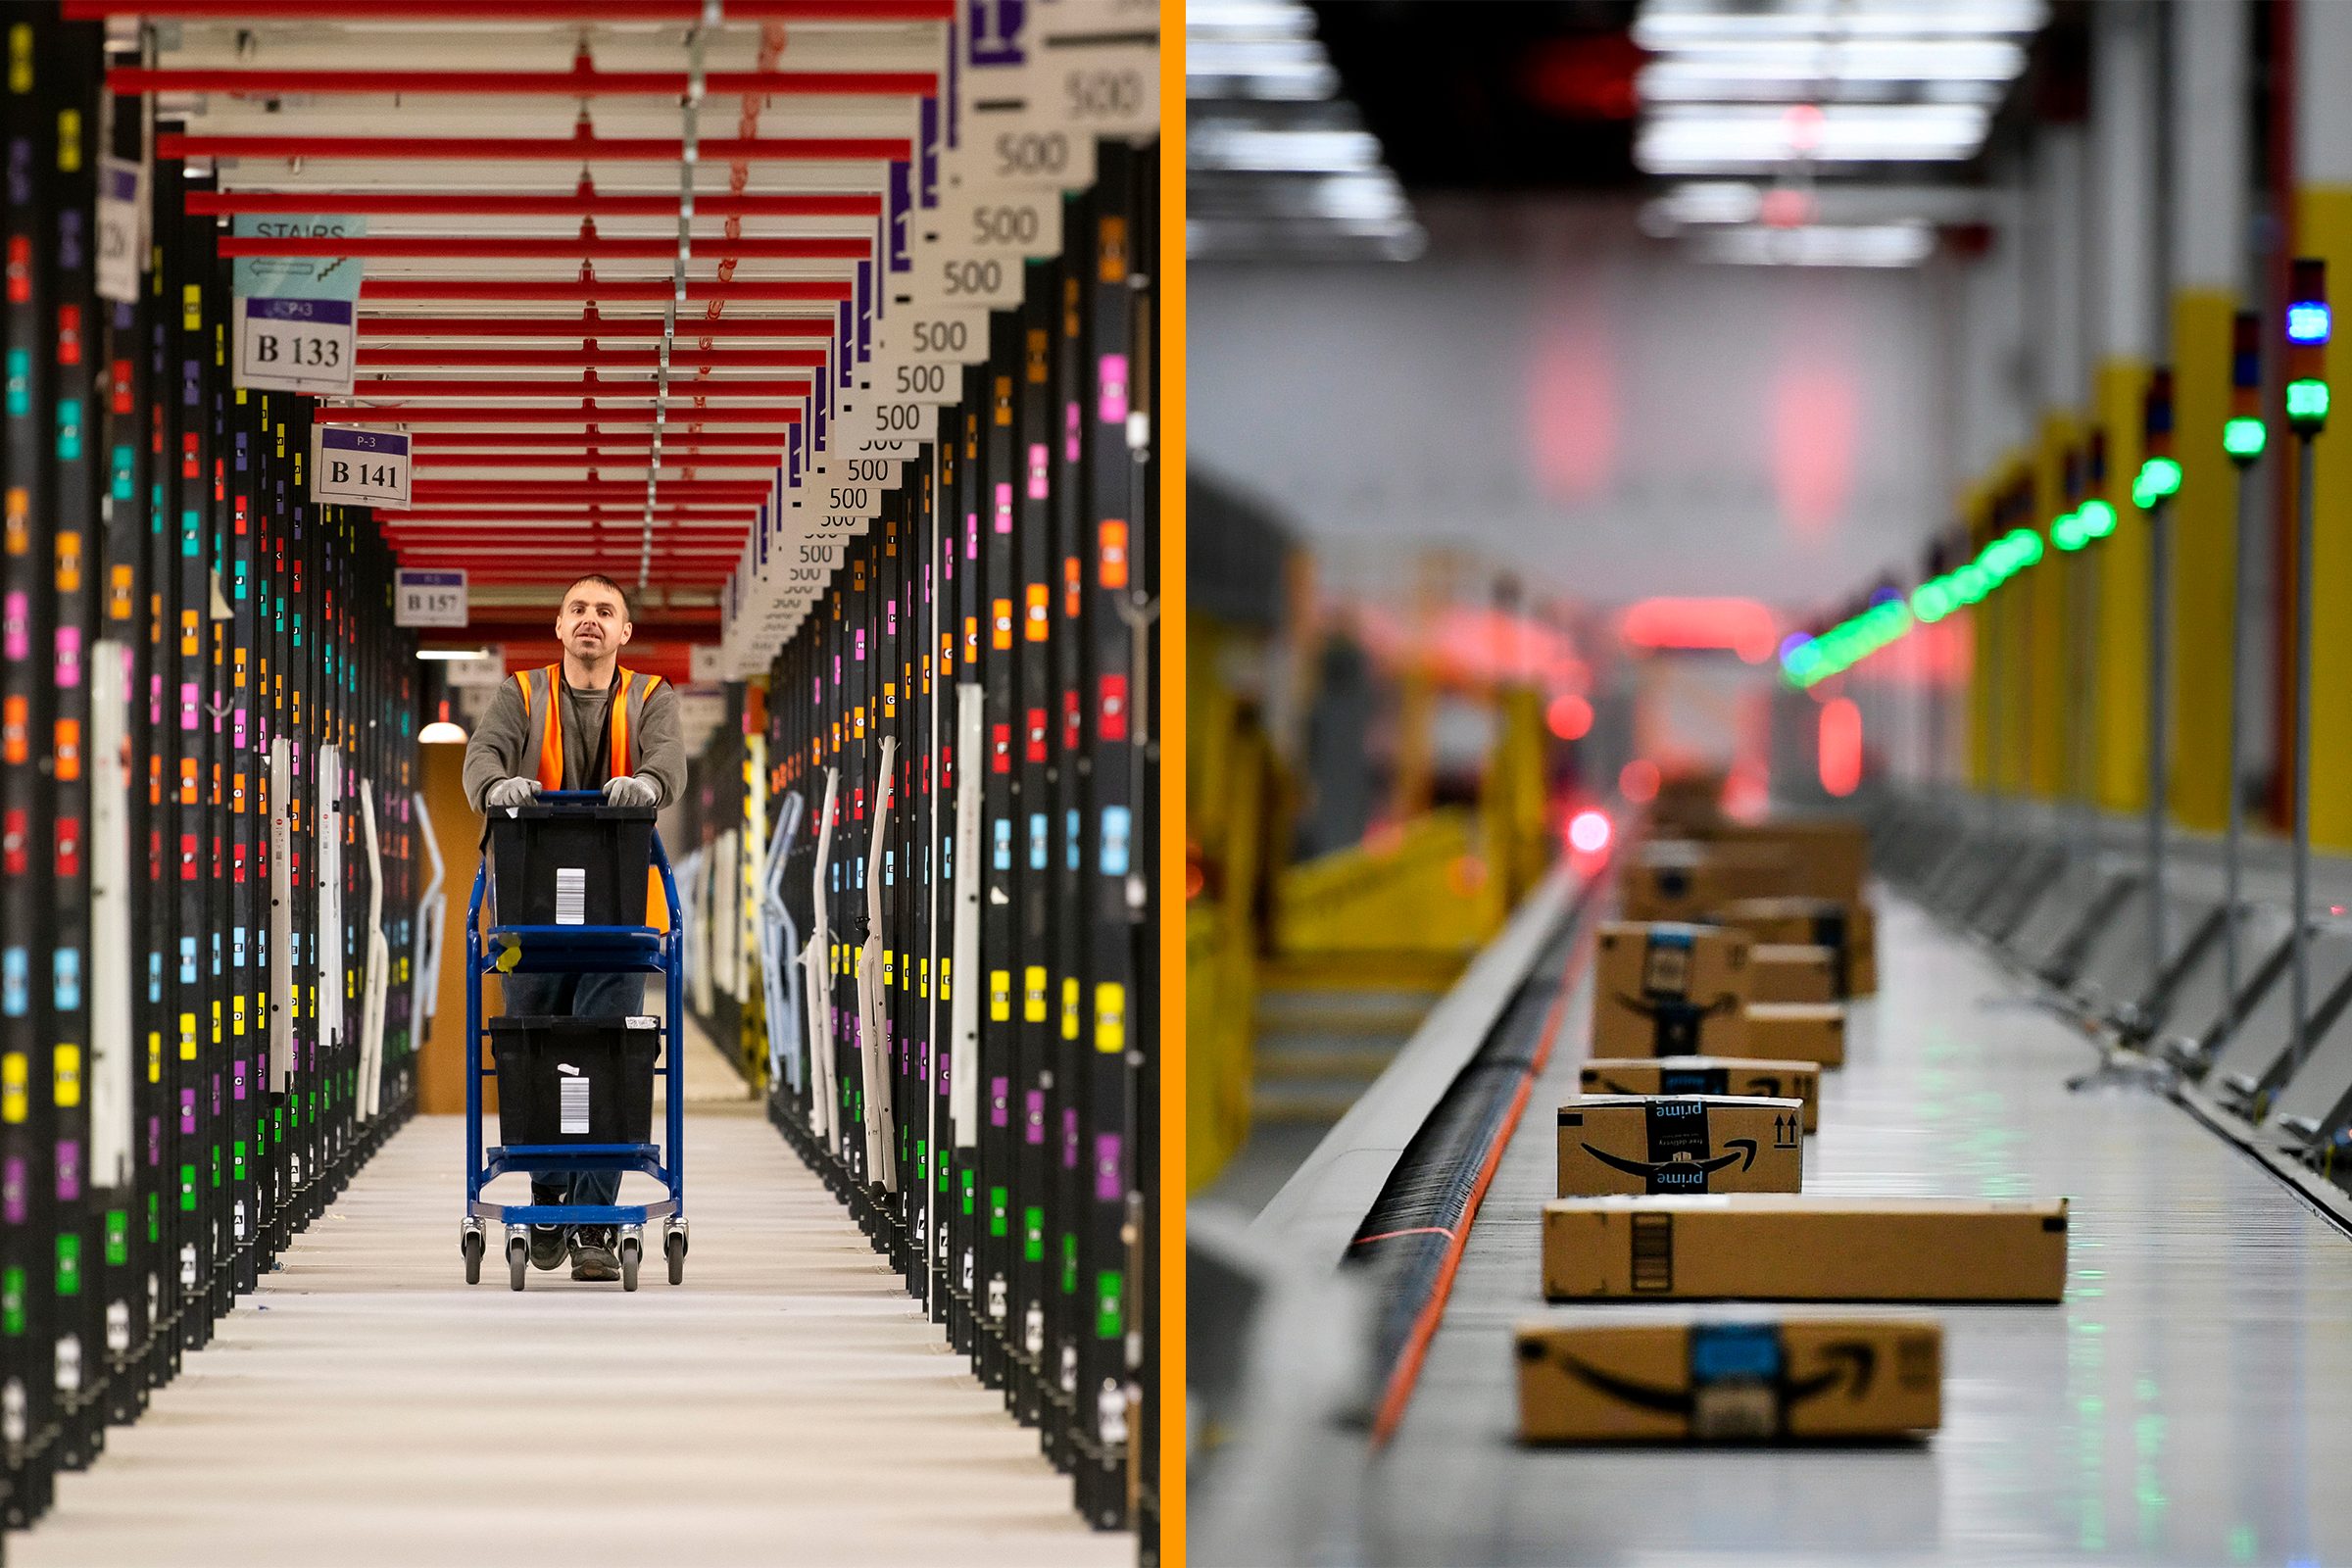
[1483,685,1550,910]
[2170,288,2236,831]
[2303,187,2352,848]
[2094,361,2152,810]
[1967,481,1996,790]
[2028,416,2077,798]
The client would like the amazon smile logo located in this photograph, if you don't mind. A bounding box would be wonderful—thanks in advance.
[1580,1140,1758,1191]
[1522,1337,1883,1436]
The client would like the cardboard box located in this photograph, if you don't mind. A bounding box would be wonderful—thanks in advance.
[1752,943,1839,1004]
[1740,1004,1846,1067]
[1592,922,1752,1057]
[1696,818,1870,906]
[1581,1055,1821,1132]
[1620,840,1794,922]
[1557,1096,1804,1198]
[1542,1195,2071,1301]
[1515,1313,1942,1443]
[1649,769,1729,836]
[1714,897,1878,998]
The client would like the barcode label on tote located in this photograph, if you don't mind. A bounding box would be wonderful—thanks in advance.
[560,1076,590,1136]
[555,867,586,925]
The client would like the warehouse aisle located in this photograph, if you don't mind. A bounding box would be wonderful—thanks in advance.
[1372,897,2352,1567]
[14,1112,1121,1568]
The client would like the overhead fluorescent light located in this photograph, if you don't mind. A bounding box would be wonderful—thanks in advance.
[416,647,493,661]
[1644,180,1996,231]
[1645,37,2027,76]
[1690,222,1936,267]
[1638,103,1990,172]
[1189,125,1385,173]
[1634,0,2048,50]
[1189,38,1339,101]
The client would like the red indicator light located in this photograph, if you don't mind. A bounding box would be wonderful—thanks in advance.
[1568,808,1612,855]
[1545,692,1593,741]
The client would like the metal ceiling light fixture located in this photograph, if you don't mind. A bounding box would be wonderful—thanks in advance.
[1635,0,2047,267]
[1186,0,1422,262]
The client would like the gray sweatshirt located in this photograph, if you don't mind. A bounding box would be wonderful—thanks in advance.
[462,671,686,812]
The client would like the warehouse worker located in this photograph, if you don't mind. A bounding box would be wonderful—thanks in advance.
[463,572,685,1283]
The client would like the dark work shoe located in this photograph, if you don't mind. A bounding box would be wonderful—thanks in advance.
[529,1225,567,1271]
[570,1227,620,1282]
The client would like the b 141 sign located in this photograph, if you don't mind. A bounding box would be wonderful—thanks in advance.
[310,425,411,508]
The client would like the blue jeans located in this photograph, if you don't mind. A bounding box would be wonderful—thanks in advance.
[502,969,646,1220]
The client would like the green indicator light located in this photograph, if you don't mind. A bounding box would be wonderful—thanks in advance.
[2,1267,23,1337]
[2287,378,2330,426]
[2223,416,2268,460]
[2077,498,2117,539]
[105,1209,128,1266]
[57,1234,80,1298]
[2133,456,2182,507]
[1096,1270,1125,1339]
[1910,582,1949,622]
[2052,512,2086,552]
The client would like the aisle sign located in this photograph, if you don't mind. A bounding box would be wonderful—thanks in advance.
[393,568,466,628]
[235,297,355,396]
[309,425,411,508]
[443,650,506,688]
[94,158,144,305]
[230,214,366,302]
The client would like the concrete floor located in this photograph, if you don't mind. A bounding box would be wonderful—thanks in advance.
[14,1102,1122,1567]
[1373,895,2352,1567]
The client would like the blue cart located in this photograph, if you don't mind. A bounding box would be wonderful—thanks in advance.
[458,791,688,1293]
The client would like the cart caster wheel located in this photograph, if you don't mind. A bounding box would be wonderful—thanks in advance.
[665,1229,686,1286]
[462,1230,484,1285]
[620,1237,641,1293]
[507,1236,528,1292]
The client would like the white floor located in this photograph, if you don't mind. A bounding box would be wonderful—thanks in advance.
[14,1109,1125,1568]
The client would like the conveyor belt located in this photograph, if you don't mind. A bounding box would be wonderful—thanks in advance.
[1371,895,2352,1567]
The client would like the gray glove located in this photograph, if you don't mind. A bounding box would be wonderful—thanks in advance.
[603,773,659,808]
[485,776,540,809]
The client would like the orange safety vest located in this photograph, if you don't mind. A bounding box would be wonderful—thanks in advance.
[514,663,669,932]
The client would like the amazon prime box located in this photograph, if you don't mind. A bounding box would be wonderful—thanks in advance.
[1515,1312,1942,1443]
[1580,1055,1821,1132]
[1543,1195,2071,1302]
[1556,1096,1804,1199]
[1592,921,1752,1057]
[1751,943,1840,1004]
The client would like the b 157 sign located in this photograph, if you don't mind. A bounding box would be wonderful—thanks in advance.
[394,568,466,629]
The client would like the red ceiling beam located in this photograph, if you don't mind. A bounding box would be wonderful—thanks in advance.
[113,67,937,97]
[351,377,809,398]
[405,431,788,450]
[157,132,909,162]
[377,511,749,524]
[397,451,777,465]
[71,1,950,18]
[318,406,799,424]
[411,479,765,498]
[363,345,826,369]
[363,278,850,303]
[221,234,868,262]
[362,316,831,338]
[187,191,881,218]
